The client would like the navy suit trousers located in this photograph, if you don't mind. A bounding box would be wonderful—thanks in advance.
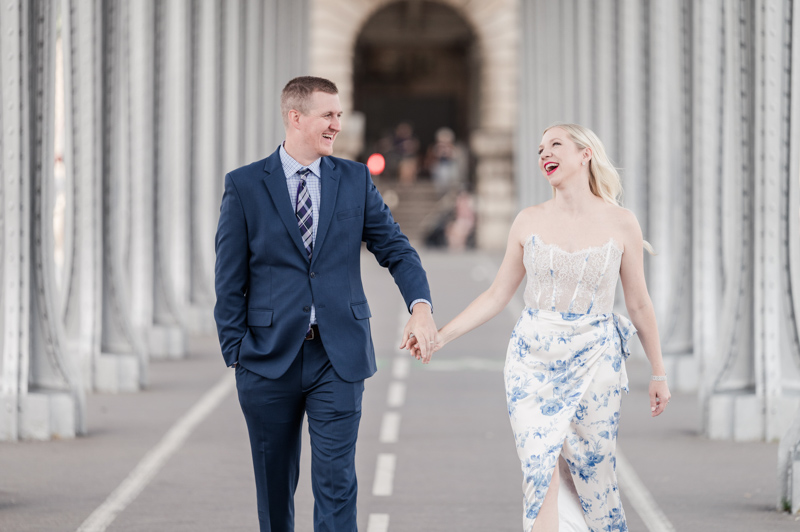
[236,336,365,532]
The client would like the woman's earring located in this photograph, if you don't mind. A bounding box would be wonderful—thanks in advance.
[582,162,586,166]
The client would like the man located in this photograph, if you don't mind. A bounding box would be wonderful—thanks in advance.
[214,76,437,532]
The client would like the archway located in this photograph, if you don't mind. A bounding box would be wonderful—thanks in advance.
[352,2,480,245]
[310,0,518,248]
[353,1,478,170]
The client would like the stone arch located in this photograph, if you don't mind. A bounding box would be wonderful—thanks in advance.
[310,0,518,247]
[311,0,516,132]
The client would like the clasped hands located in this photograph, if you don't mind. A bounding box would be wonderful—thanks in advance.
[399,304,441,364]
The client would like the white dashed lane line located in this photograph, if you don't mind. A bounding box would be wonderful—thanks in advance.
[367,304,416,527]
[392,357,410,379]
[366,513,390,532]
[386,381,406,408]
[379,412,401,444]
[372,453,397,497]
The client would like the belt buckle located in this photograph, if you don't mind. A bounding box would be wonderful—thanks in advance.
[306,326,315,341]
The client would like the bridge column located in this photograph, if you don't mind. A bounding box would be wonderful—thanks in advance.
[1,0,89,440]
[647,0,695,391]
[755,0,800,512]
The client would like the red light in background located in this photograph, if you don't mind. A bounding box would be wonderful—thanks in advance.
[367,153,386,175]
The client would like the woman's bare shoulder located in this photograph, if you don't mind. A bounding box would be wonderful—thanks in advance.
[601,203,638,226]
[518,201,552,222]
[510,202,551,242]
[604,205,644,246]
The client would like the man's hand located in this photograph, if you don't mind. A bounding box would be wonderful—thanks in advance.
[399,303,438,364]
[406,331,444,362]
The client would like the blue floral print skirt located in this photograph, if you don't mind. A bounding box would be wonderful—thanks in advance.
[504,308,636,532]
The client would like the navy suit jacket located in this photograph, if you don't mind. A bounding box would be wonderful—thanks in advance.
[214,148,431,383]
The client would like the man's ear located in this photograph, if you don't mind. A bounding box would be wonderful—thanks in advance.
[287,109,302,130]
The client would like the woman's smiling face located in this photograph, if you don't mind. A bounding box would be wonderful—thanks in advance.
[538,127,589,185]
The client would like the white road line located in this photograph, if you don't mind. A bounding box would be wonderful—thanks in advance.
[372,453,397,496]
[379,412,401,443]
[76,373,235,532]
[422,357,505,372]
[366,513,390,532]
[387,381,406,408]
[392,357,410,379]
[616,449,676,532]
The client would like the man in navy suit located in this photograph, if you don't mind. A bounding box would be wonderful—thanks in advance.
[214,76,437,531]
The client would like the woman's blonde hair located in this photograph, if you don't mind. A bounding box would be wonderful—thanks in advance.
[543,123,622,205]
[543,122,655,254]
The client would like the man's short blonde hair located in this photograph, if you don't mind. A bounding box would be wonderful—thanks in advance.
[280,76,339,127]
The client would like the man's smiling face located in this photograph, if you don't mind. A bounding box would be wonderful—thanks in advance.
[296,91,342,161]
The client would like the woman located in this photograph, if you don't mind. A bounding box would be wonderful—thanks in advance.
[406,123,670,531]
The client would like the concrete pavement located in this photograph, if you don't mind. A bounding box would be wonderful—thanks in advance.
[1,249,798,531]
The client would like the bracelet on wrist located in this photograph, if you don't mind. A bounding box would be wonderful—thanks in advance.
[651,375,667,381]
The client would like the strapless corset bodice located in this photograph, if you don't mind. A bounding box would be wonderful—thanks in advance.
[522,234,623,315]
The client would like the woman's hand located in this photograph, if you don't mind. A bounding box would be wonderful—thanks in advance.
[649,380,671,417]
[405,331,445,363]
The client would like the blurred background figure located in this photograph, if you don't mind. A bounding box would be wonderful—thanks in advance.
[424,190,476,251]
[426,127,469,197]
[444,191,476,251]
[393,122,420,185]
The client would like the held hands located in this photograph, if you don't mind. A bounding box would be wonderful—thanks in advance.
[649,379,671,417]
[404,331,444,363]
[399,303,438,364]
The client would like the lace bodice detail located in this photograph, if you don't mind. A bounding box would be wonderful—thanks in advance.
[523,234,623,314]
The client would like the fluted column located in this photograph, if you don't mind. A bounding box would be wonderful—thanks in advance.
[593,0,617,156]
[193,0,223,321]
[691,0,725,436]
[55,0,109,396]
[701,0,760,442]
[0,0,88,441]
[516,0,550,206]
[92,0,145,392]
[0,0,30,440]
[128,0,158,362]
[778,0,800,509]
[647,0,695,390]
[756,0,800,512]
[150,0,190,358]
[617,0,647,226]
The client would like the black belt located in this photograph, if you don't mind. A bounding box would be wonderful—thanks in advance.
[305,324,320,341]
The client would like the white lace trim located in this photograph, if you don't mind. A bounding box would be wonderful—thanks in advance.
[523,234,623,314]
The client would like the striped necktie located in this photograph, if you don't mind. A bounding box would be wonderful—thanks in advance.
[296,168,313,259]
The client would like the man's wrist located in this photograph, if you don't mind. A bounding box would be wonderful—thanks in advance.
[410,299,432,314]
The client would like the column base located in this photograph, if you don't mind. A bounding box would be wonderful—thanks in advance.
[95,353,141,393]
[183,305,216,335]
[778,406,800,514]
[148,325,186,360]
[707,393,764,441]
[0,395,18,441]
[15,391,76,441]
[662,353,698,392]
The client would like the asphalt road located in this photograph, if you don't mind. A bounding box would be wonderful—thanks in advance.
[1,249,798,531]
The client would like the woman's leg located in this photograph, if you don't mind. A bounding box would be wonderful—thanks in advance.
[561,361,627,531]
[532,465,560,532]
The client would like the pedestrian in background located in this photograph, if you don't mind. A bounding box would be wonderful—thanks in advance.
[426,126,469,196]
